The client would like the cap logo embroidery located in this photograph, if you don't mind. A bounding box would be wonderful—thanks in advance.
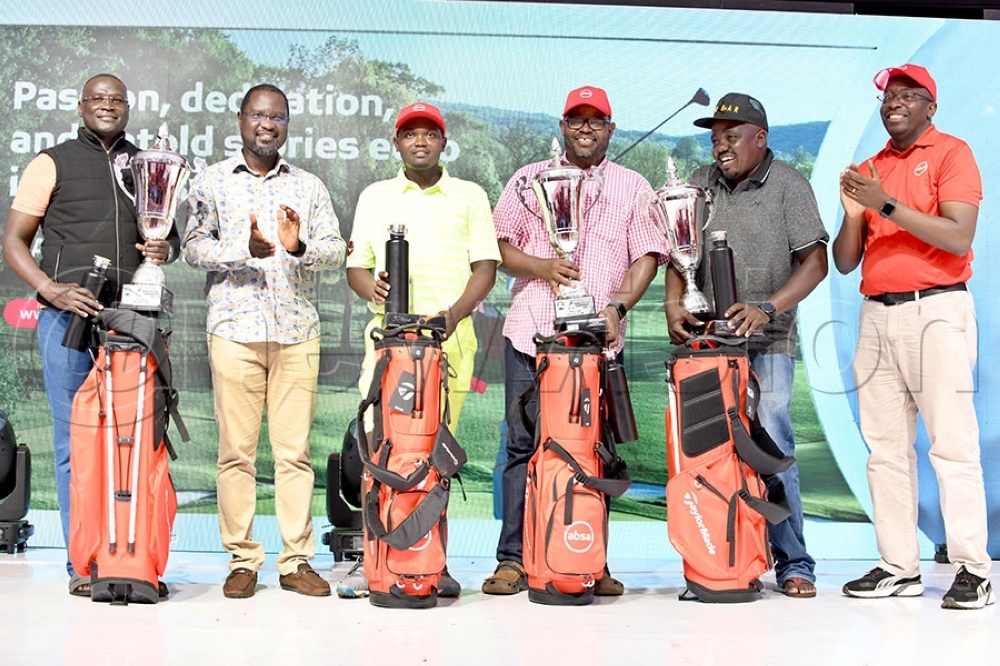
[914,160,928,177]
[716,104,739,114]
[413,104,426,111]
[579,89,593,99]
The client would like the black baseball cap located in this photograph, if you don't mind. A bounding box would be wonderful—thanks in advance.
[693,92,768,131]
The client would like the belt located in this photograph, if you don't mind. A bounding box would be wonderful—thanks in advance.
[866,282,967,306]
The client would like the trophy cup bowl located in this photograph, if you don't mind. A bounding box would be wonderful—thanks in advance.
[642,164,713,322]
[115,135,197,313]
[516,161,603,318]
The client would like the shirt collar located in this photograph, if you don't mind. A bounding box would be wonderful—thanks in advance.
[881,124,939,156]
[232,151,290,178]
[712,149,774,193]
[395,166,450,193]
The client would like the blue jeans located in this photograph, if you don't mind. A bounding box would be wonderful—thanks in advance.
[751,352,815,584]
[37,307,95,577]
[495,340,537,563]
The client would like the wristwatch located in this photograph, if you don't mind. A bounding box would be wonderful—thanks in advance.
[879,197,897,219]
[608,300,628,321]
[759,301,776,322]
[290,240,307,257]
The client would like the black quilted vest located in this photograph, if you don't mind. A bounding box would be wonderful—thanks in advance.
[38,129,140,306]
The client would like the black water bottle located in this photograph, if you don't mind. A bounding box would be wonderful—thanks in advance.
[385,224,409,315]
[61,254,111,351]
[603,351,639,444]
[709,230,738,320]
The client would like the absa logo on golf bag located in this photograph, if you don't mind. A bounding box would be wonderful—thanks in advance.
[563,520,595,554]
[683,491,717,556]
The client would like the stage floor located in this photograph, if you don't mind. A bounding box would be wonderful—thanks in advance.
[2,547,998,665]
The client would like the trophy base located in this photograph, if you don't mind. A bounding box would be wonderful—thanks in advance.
[553,294,596,321]
[384,312,447,334]
[555,314,608,339]
[119,283,174,315]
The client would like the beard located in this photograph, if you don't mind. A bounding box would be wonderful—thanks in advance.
[245,139,280,159]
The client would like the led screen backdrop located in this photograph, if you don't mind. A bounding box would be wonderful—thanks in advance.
[2,0,998,558]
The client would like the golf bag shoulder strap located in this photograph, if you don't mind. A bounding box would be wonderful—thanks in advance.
[363,481,450,551]
[94,309,189,453]
[545,439,630,499]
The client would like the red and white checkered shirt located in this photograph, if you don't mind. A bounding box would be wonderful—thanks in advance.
[494,157,668,355]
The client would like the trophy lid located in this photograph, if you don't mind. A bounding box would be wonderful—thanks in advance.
[653,156,705,201]
[132,123,188,167]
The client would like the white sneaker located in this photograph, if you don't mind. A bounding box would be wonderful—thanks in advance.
[336,559,369,599]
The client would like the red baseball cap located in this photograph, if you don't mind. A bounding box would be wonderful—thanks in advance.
[563,86,612,118]
[873,63,937,101]
[395,101,446,134]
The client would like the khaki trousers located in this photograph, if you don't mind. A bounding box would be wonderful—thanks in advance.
[853,290,990,578]
[209,335,320,575]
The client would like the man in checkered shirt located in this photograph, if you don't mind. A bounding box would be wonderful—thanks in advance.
[484,85,668,597]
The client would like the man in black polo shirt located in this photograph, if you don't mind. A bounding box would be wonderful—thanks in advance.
[666,92,828,598]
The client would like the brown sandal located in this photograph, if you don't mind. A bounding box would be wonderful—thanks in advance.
[482,561,527,595]
[782,577,817,598]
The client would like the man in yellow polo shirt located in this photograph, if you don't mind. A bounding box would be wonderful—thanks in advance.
[339,101,500,598]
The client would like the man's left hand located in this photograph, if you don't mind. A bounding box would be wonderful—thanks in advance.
[725,302,769,338]
[277,204,302,253]
[429,309,457,340]
[137,239,171,265]
[600,305,620,348]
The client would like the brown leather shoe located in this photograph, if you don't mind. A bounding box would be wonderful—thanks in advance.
[482,560,527,595]
[223,568,258,599]
[279,563,331,597]
[594,566,624,596]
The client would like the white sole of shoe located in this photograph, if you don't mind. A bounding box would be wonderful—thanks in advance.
[942,587,996,610]
[844,582,925,598]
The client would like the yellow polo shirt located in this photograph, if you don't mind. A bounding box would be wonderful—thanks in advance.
[348,168,500,427]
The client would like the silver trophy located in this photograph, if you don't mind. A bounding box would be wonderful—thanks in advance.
[642,157,713,321]
[515,138,604,326]
[114,123,201,313]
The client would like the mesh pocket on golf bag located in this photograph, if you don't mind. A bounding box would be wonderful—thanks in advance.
[678,368,729,457]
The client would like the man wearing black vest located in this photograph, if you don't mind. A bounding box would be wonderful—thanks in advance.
[2,73,176,597]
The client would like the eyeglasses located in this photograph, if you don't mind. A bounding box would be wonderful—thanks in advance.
[245,112,289,126]
[878,89,933,105]
[564,116,610,131]
[80,96,128,107]
[398,129,442,141]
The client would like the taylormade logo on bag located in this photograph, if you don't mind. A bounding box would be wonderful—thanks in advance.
[683,491,717,556]
[563,521,595,554]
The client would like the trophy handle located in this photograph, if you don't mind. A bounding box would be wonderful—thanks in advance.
[113,153,136,206]
[179,157,208,202]
[701,187,714,231]
[514,175,543,222]
[583,167,603,217]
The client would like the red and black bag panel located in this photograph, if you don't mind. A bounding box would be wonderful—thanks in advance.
[522,331,630,606]
[69,312,184,605]
[664,337,792,603]
[357,323,464,609]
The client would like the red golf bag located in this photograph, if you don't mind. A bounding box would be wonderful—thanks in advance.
[665,336,793,603]
[358,322,465,609]
[69,309,187,604]
[522,330,631,606]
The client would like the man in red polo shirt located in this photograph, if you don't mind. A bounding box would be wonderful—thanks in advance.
[833,63,993,609]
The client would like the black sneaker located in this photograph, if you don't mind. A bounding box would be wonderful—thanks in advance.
[942,566,996,610]
[842,567,924,598]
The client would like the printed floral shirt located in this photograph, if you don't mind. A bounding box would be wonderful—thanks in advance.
[183,153,346,344]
